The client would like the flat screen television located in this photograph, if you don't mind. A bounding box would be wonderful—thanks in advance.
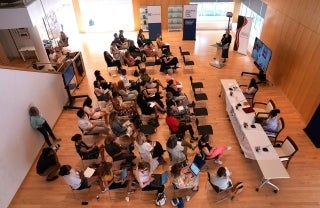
[251,37,272,73]
[62,63,75,87]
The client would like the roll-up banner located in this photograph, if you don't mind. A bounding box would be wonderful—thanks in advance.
[147,5,161,41]
[233,15,252,55]
[183,4,197,40]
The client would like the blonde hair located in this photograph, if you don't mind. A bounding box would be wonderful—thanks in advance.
[136,132,147,145]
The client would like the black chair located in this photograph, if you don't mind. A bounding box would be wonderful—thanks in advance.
[179,46,190,56]
[195,118,213,136]
[182,55,194,71]
[192,103,208,117]
[189,76,203,91]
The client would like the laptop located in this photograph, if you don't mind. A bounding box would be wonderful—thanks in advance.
[189,154,206,176]
[151,172,168,187]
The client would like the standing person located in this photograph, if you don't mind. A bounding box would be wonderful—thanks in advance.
[220,29,232,63]
[36,147,61,181]
[29,106,61,148]
[137,29,145,48]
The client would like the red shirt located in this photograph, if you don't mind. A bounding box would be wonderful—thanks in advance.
[165,115,180,133]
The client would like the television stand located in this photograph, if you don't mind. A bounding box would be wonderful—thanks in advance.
[241,71,267,84]
[63,85,88,110]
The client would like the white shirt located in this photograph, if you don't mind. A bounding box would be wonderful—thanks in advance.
[63,169,82,189]
[210,168,232,190]
[134,141,159,172]
[78,118,93,133]
[120,75,131,88]
[167,141,186,163]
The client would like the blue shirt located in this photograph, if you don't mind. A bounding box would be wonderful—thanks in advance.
[30,115,45,129]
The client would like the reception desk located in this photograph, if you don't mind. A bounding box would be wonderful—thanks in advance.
[220,79,289,193]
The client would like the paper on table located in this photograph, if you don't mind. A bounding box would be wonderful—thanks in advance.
[84,167,95,178]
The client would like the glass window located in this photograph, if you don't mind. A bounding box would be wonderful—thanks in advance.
[190,1,234,22]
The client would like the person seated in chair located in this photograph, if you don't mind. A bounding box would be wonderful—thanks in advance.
[137,29,146,48]
[59,164,107,193]
[156,34,170,53]
[103,51,123,72]
[98,161,135,194]
[36,147,61,182]
[140,67,166,91]
[166,92,190,121]
[241,78,258,99]
[123,51,142,71]
[166,135,195,163]
[128,40,144,60]
[262,109,280,135]
[134,161,165,195]
[117,80,139,102]
[104,133,136,166]
[110,91,138,118]
[198,134,231,165]
[110,41,122,61]
[166,79,190,107]
[71,133,106,161]
[160,49,179,71]
[94,70,113,90]
[208,166,232,191]
[113,33,125,49]
[93,80,113,102]
[77,109,109,135]
[136,93,160,118]
[109,111,134,137]
[83,96,109,125]
[142,41,159,59]
[170,162,200,191]
[166,110,198,143]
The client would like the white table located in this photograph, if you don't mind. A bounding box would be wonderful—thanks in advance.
[220,79,289,193]
[18,46,39,61]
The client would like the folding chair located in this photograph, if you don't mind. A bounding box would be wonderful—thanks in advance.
[179,46,190,57]
[195,118,213,136]
[182,55,194,71]
[189,76,203,91]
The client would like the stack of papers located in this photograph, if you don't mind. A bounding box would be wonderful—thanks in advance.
[84,167,95,178]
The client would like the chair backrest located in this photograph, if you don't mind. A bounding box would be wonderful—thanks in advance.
[265,99,276,113]
[195,118,199,127]
[182,54,186,64]
[189,76,193,84]
[179,46,183,54]
[281,136,298,157]
[277,117,285,134]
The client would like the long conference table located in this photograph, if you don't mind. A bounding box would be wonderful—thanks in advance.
[220,79,289,193]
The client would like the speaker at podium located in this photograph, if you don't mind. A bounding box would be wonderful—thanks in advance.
[210,43,225,69]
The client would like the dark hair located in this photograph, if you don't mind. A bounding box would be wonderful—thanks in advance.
[59,165,71,176]
[71,133,82,142]
[200,134,210,143]
[166,135,178,149]
[269,109,280,117]
[248,78,258,89]
[217,167,227,177]
[93,80,100,88]
[121,69,127,75]
[138,161,150,170]
[29,106,39,116]
[83,97,93,108]
[170,162,183,178]
[100,161,113,177]
[77,109,85,118]
[41,147,53,157]
[94,70,101,77]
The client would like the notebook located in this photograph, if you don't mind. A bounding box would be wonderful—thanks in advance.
[242,107,254,113]
[149,102,156,108]
[84,167,95,178]
[151,172,168,187]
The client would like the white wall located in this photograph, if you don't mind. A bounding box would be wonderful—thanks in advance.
[0,69,67,207]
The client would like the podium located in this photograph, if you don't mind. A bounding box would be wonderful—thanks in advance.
[210,43,225,69]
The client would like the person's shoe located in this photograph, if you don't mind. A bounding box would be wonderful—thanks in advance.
[46,175,58,182]
[226,146,232,151]
[101,187,109,193]
[214,159,223,165]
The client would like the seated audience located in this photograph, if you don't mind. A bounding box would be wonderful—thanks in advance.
[98,161,135,193]
[77,109,109,135]
[135,161,165,195]
[71,133,105,161]
[140,67,166,91]
[165,68,182,86]
[93,80,112,102]
[134,132,165,172]
[128,40,144,60]
[123,51,142,71]
[59,164,107,192]
[262,109,281,134]
[83,96,109,124]
[208,166,232,191]
[104,133,136,166]
[137,29,146,48]
[166,110,198,143]
[94,70,113,90]
[36,147,61,181]
[166,92,190,120]
[160,49,179,72]
[143,41,159,59]
[166,79,190,107]
[113,33,124,49]
[110,41,122,61]
[140,80,165,111]
[103,51,123,72]
[166,134,194,163]
[136,93,159,117]
[109,111,134,137]
[198,134,231,165]
[117,80,139,101]
[170,162,199,191]
[155,34,170,53]
[118,30,127,43]
[110,91,138,118]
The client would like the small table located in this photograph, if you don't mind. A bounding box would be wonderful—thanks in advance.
[18,46,39,61]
